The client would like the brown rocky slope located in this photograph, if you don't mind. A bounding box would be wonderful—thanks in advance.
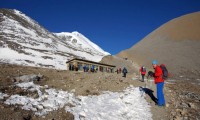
[116,12,200,78]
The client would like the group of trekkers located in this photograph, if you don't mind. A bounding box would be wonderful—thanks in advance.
[69,64,114,73]
[69,64,78,71]
[139,60,168,107]
[83,65,98,72]
[69,64,98,72]
[116,67,128,78]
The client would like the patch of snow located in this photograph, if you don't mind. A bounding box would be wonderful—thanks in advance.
[3,82,152,119]
[0,46,105,69]
[16,82,43,97]
[5,82,74,116]
[66,86,152,120]
[0,92,9,100]
[0,47,58,68]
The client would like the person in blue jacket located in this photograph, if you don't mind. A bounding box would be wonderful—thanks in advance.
[122,67,128,78]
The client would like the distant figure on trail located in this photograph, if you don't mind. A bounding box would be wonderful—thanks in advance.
[83,65,86,72]
[69,64,72,71]
[73,65,78,71]
[116,68,120,74]
[152,60,165,106]
[122,67,128,78]
[119,68,122,73]
[83,65,89,72]
[94,67,98,72]
[139,66,146,82]
[116,69,119,74]
[72,65,74,71]
[91,65,95,72]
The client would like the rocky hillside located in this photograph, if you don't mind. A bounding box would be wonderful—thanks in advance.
[0,9,109,70]
[100,55,140,74]
[117,12,200,78]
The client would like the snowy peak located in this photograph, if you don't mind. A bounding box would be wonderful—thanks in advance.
[54,31,110,56]
[0,9,110,69]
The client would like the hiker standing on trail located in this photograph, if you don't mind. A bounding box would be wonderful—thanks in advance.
[122,67,128,78]
[115,68,119,74]
[83,65,86,72]
[152,60,165,106]
[140,66,146,82]
[119,68,122,73]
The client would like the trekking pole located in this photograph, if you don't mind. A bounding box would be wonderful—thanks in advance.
[145,76,147,88]
[138,71,140,81]
[150,78,153,89]
[148,76,152,89]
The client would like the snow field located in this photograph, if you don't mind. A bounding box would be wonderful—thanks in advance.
[2,81,152,120]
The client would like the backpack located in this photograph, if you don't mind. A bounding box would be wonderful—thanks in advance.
[123,68,127,73]
[141,67,146,72]
[160,64,168,79]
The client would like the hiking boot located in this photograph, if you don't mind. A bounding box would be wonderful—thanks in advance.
[157,104,166,108]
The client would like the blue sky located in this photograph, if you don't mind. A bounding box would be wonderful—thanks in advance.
[1,0,200,55]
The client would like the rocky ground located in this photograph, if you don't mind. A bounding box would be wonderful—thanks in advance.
[167,80,200,120]
[0,63,200,120]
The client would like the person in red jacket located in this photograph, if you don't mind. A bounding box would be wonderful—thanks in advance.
[139,66,146,82]
[152,60,165,106]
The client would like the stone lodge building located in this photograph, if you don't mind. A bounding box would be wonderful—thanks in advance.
[66,58,116,73]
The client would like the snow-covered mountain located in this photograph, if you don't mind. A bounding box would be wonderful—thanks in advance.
[0,9,110,69]
[54,32,110,56]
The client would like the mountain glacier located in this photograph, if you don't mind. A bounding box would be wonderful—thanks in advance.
[0,9,110,69]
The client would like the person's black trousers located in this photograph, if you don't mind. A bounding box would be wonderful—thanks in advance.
[141,74,145,82]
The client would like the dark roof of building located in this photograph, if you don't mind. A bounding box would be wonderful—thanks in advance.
[66,58,116,67]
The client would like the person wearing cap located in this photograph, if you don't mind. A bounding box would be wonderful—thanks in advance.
[152,60,165,106]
